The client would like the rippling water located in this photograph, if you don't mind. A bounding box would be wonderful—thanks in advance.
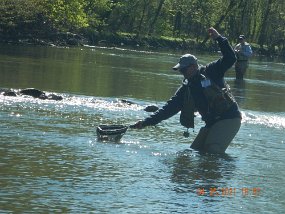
[0,44,285,213]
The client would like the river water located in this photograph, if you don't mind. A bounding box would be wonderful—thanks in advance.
[0,44,284,213]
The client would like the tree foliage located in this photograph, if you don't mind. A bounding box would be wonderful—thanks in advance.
[0,0,284,54]
[45,0,89,30]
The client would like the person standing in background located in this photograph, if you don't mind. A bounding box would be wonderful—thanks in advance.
[234,35,253,80]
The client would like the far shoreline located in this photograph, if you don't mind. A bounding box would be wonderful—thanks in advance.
[0,32,284,58]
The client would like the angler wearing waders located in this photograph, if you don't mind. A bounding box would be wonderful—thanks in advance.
[234,35,253,80]
[131,27,242,154]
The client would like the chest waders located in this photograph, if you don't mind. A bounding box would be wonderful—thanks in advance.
[180,74,236,136]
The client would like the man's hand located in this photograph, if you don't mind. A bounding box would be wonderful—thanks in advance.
[129,120,144,129]
[208,27,220,40]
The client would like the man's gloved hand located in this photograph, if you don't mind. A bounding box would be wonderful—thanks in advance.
[130,120,144,129]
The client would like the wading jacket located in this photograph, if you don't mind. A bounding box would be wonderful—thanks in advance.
[234,42,253,61]
[142,36,242,128]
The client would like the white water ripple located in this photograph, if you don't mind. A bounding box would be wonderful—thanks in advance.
[242,111,285,129]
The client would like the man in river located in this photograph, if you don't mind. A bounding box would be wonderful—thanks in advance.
[131,27,242,154]
[234,35,253,80]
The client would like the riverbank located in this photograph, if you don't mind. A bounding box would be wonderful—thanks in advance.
[0,31,282,57]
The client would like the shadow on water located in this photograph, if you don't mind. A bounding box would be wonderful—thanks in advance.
[168,149,236,195]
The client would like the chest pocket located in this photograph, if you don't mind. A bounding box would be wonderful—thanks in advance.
[201,78,236,116]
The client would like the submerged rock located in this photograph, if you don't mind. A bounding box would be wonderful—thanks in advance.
[4,91,17,97]
[119,99,159,112]
[0,87,63,101]
[1,89,17,97]
[120,99,136,105]
[144,105,159,112]
[20,88,45,98]
[47,94,63,101]
[19,88,63,100]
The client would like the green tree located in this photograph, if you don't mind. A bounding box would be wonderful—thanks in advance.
[84,0,113,31]
[0,0,45,38]
[45,0,88,31]
[1,0,284,54]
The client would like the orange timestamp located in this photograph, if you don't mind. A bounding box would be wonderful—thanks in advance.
[196,187,261,197]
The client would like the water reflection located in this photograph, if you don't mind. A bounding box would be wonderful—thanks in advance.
[170,149,236,196]
[232,79,246,107]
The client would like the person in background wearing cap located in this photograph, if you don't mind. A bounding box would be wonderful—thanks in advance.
[131,27,242,154]
[234,35,253,80]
